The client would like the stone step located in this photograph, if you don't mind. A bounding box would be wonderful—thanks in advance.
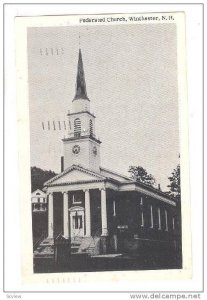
[33,238,55,258]
[71,241,81,246]
[71,245,81,249]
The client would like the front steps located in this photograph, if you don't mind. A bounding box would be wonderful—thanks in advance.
[78,236,101,255]
[71,237,82,254]
[34,236,101,258]
[34,238,54,258]
[71,236,101,255]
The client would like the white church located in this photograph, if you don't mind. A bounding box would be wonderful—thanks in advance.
[35,49,180,257]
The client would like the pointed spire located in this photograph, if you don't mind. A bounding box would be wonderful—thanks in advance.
[73,49,89,101]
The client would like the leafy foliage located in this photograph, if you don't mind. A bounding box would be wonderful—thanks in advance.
[167,164,181,201]
[128,166,156,187]
[31,166,57,192]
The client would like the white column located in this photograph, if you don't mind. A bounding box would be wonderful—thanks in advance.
[84,189,91,237]
[48,193,54,238]
[63,192,69,238]
[101,188,108,236]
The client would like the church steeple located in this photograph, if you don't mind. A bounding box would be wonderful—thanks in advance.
[73,49,89,101]
[63,47,101,172]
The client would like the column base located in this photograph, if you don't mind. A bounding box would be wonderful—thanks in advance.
[101,229,108,236]
[85,234,91,238]
[100,236,109,254]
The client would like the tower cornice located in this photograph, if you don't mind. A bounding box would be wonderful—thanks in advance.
[62,135,102,145]
[67,110,96,118]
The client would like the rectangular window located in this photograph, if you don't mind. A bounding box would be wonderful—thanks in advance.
[172,217,175,230]
[73,216,78,229]
[150,205,154,228]
[73,216,82,229]
[72,194,82,204]
[78,216,83,229]
[165,210,168,231]
[113,200,116,217]
[141,211,144,227]
[158,208,161,230]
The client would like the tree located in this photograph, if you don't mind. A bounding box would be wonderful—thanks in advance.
[31,166,57,192]
[167,164,180,201]
[128,166,156,187]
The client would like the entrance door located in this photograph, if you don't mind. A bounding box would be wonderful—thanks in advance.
[70,209,85,238]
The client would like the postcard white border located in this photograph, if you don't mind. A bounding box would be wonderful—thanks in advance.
[3,2,204,289]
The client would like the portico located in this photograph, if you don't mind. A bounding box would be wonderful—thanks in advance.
[45,167,110,240]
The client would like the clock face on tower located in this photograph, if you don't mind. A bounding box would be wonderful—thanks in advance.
[72,145,80,154]
[93,146,97,156]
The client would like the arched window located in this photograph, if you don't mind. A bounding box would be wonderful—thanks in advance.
[74,118,81,137]
[89,119,93,136]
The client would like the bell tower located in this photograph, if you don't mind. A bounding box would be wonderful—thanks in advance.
[62,49,101,172]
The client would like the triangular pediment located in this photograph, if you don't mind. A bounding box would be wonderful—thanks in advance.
[44,165,105,186]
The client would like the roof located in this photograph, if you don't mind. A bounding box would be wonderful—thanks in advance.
[31,189,46,197]
[100,167,134,182]
[43,165,175,204]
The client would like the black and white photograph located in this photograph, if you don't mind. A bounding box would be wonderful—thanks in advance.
[26,14,184,274]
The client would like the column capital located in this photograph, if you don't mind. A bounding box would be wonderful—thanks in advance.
[47,192,53,196]
[62,191,68,195]
[83,189,90,193]
[99,187,106,191]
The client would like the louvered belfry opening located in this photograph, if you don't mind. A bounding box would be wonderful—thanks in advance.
[89,119,93,137]
[74,118,81,137]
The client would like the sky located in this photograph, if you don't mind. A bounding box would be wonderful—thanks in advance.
[27,23,179,190]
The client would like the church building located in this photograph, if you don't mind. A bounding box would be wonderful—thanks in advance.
[42,49,181,258]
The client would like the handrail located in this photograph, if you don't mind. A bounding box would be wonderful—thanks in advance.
[33,231,47,251]
[54,231,63,241]
[86,229,100,251]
